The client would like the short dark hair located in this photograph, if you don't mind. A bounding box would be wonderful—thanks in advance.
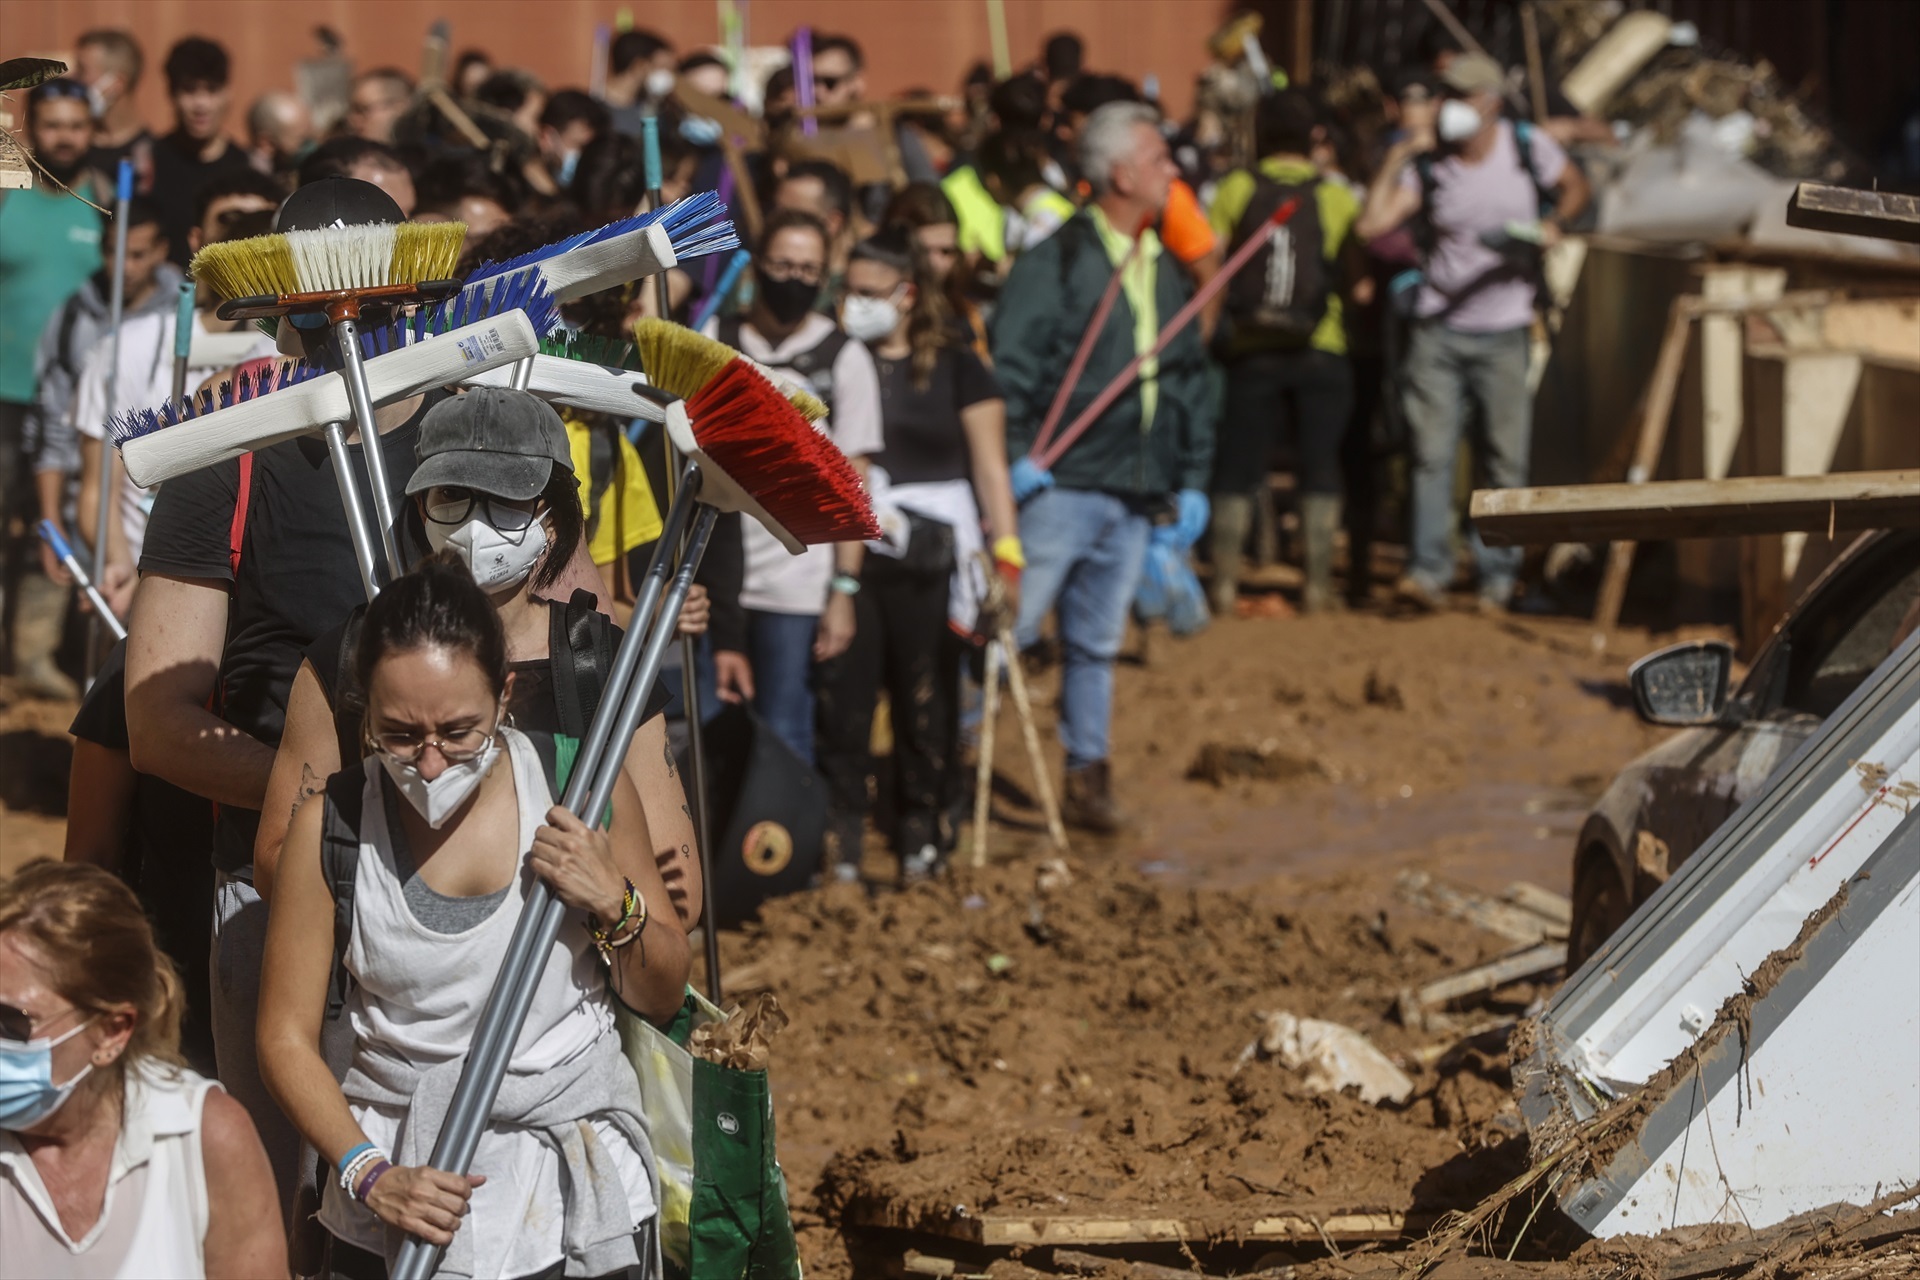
[811,33,864,71]
[757,207,830,259]
[476,70,539,114]
[453,50,492,86]
[77,29,143,89]
[848,225,914,275]
[779,159,852,220]
[164,37,229,93]
[1255,88,1319,157]
[299,136,410,188]
[192,168,288,225]
[1062,74,1139,119]
[677,52,727,77]
[569,132,651,222]
[123,196,167,238]
[355,552,511,702]
[1042,32,1084,83]
[539,89,608,137]
[882,182,958,233]
[610,29,672,76]
[418,151,526,221]
[989,73,1048,131]
[25,78,90,127]
[975,128,1048,198]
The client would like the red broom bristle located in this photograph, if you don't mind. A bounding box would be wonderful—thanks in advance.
[684,360,880,545]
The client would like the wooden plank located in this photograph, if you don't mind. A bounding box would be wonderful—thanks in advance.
[1472,470,1920,545]
[1592,296,1695,629]
[1397,871,1567,944]
[1788,183,1920,245]
[1414,943,1568,1007]
[1503,882,1572,927]
[847,1201,1420,1247]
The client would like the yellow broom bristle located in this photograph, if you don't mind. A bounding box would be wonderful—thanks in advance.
[391,221,467,285]
[633,318,829,422]
[190,234,299,302]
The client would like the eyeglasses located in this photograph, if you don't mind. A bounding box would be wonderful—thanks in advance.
[760,258,823,286]
[366,709,504,765]
[423,487,539,532]
[0,1001,79,1044]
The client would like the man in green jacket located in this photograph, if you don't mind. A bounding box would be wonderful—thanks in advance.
[991,101,1214,832]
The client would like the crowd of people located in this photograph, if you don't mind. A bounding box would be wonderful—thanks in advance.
[0,17,1596,1276]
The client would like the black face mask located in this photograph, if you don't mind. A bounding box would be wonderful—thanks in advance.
[755,270,819,325]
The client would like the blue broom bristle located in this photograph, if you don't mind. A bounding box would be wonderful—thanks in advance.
[110,360,322,445]
[461,193,739,294]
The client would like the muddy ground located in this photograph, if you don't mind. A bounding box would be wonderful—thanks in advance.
[4,609,1905,1277]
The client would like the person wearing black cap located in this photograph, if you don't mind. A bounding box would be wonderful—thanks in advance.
[253,388,703,936]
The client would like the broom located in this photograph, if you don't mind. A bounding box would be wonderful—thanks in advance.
[392,359,876,1280]
[113,306,543,599]
[633,316,828,424]
[190,213,471,583]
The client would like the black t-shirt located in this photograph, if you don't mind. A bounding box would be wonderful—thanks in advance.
[139,393,441,872]
[148,131,256,267]
[868,343,1003,485]
[305,599,673,772]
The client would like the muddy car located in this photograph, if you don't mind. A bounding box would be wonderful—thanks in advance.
[1568,528,1920,963]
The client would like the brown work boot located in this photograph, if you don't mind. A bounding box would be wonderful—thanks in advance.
[1062,760,1129,835]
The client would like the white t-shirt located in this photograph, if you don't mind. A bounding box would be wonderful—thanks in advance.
[702,313,883,616]
[72,313,275,561]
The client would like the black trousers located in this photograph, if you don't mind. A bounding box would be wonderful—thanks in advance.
[1212,348,1356,498]
[814,554,963,863]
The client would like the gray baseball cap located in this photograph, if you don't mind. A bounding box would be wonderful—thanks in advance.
[408,388,574,501]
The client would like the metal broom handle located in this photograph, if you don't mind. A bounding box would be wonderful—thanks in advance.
[393,473,715,1280]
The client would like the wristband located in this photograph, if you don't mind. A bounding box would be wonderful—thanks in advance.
[829,573,861,596]
[991,536,1025,570]
[353,1159,393,1204]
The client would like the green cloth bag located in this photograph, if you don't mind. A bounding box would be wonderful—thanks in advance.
[555,736,800,1279]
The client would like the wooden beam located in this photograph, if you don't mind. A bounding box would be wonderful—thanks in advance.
[847,1202,1423,1247]
[1472,470,1920,545]
[1788,182,1920,245]
[1413,943,1568,1007]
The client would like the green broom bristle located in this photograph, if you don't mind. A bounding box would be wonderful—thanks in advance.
[632,318,828,422]
[541,331,639,369]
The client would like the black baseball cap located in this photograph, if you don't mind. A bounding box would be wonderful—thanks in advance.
[275,176,404,232]
[408,388,574,501]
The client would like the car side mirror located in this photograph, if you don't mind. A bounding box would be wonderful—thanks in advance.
[1629,640,1734,726]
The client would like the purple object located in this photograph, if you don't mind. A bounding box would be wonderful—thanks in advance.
[793,26,818,137]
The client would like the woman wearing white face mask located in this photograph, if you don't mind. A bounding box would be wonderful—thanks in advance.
[253,389,706,936]
[816,230,1020,885]
[259,554,689,1276]
[0,861,287,1277]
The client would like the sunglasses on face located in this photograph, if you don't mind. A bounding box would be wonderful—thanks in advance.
[0,1001,79,1044]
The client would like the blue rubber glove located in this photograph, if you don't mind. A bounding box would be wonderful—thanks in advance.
[1010,456,1055,504]
[1154,489,1210,550]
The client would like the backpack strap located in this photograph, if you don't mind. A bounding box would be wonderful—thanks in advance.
[1512,120,1554,212]
[319,768,368,1022]
[227,453,254,579]
[717,315,743,353]
[548,592,614,739]
[333,605,370,768]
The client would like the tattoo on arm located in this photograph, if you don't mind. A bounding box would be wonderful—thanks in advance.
[663,740,677,778]
[290,764,323,824]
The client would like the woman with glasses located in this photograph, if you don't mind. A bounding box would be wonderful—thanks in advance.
[253,389,704,933]
[259,553,687,1276]
[0,861,287,1277]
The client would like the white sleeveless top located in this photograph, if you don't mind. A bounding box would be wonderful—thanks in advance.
[318,727,654,1278]
[0,1063,216,1280]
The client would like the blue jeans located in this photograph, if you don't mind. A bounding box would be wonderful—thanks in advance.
[1402,322,1531,600]
[1015,487,1153,770]
[746,608,820,764]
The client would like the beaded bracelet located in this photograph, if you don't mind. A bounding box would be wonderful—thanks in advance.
[339,1145,386,1194]
[590,878,639,958]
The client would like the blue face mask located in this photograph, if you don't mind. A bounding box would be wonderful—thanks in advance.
[0,1018,96,1131]
[679,115,723,147]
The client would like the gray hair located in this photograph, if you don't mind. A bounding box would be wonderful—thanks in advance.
[1079,101,1162,197]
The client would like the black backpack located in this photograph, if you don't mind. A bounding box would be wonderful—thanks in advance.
[718,316,849,418]
[1223,174,1329,344]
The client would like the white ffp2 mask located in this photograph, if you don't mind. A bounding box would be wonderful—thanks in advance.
[842,294,902,343]
[427,511,549,591]
[1437,98,1484,144]
[379,733,501,829]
